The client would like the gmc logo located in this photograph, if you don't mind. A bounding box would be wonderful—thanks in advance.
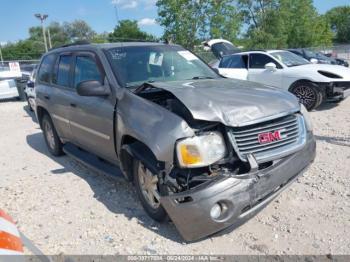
[258,130,284,144]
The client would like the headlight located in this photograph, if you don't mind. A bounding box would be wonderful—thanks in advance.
[176,132,227,168]
[300,104,313,131]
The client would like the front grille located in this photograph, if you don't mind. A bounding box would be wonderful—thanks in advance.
[228,114,304,162]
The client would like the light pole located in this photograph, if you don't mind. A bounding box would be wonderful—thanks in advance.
[47,28,52,49]
[34,13,49,52]
[0,43,3,65]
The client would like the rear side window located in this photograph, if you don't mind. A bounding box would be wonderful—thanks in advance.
[220,55,247,69]
[74,56,102,88]
[53,55,73,87]
[249,54,281,69]
[37,54,56,83]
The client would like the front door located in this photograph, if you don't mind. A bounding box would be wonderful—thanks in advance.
[247,53,283,88]
[68,52,117,162]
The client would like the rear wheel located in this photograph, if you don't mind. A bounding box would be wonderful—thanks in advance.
[133,160,167,222]
[290,82,320,111]
[42,114,64,156]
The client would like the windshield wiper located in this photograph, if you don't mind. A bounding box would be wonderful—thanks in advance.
[190,76,214,80]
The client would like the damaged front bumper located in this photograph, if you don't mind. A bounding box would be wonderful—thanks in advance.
[160,133,316,241]
[319,82,350,101]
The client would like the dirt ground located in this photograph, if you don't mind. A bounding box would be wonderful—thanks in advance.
[0,99,349,255]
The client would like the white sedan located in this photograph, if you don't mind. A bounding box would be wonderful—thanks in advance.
[215,50,350,110]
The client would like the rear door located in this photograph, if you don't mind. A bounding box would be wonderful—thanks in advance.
[218,54,248,80]
[247,53,283,88]
[68,52,117,162]
[49,53,75,141]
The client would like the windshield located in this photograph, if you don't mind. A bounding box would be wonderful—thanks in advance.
[105,45,219,88]
[271,51,310,67]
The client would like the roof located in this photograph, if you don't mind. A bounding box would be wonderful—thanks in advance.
[47,41,175,54]
[223,49,287,56]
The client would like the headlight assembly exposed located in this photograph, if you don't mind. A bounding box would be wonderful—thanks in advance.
[300,104,313,131]
[176,132,227,168]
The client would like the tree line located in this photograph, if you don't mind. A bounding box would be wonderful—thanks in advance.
[1,1,349,60]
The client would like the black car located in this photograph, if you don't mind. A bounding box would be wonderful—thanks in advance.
[288,48,338,65]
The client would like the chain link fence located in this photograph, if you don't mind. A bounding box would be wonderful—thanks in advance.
[304,45,350,62]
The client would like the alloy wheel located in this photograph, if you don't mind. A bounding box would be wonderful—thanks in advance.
[138,163,160,209]
[44,121,55,150]
[293,85,316,109]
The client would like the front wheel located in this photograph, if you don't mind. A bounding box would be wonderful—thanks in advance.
[290,82,320,111]
[42,114,64,156]
[133,160,167,222]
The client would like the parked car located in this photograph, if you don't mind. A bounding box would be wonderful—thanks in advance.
[216,50,350,110]
[323,53,349,67]
[24,68,37,111]
[202,39,241,67]
[287,48,340,66]
[35,42,316,241]
[0,65,22,100]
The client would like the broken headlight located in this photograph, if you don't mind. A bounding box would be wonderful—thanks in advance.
[300,104,313,131]
[176,132,227,168]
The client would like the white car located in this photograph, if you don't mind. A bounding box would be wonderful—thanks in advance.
[0,66,21,100]
[24,68,37,111]
[215,50,350,110]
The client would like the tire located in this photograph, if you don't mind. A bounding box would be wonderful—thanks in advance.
[42,114,64,156]
[133,159,167,222]
[290,82,320,111]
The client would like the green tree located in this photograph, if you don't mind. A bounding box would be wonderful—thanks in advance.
[205,0,242,42]
[239,0,332,48]
[108,20,156,42]
[157,0,241,49]
[280,0,332,48]
[63,20,96,41]
[325,6,350,43]
[1,40,43,60]
[29,22,70,49]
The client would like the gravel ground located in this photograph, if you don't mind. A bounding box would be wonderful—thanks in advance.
[0,99,349,255]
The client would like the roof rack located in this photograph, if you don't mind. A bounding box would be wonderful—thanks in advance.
[49,40,91,51]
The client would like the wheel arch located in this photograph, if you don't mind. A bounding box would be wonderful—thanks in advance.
[288,79,317,92]
[36,106,50,129]
[119,135,164,182]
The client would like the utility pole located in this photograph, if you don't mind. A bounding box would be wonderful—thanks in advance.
[34,13,49,52]
[0,43,3,65]
[47,28,52,49]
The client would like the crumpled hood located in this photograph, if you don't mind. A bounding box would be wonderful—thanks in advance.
[149,78,300,127]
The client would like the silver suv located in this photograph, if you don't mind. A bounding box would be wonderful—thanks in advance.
[35,42,316,241]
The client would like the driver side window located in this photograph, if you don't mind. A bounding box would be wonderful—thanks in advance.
[74,56,103,88]
[249,54,282,69]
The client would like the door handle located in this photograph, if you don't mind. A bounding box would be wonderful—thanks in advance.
[44,95,50,100]
[70,103,77,108]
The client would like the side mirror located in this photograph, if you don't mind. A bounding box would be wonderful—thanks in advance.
[76,80,110,97]
[265,62,277,72]
[27,81,34,88]
[310,58,318,64]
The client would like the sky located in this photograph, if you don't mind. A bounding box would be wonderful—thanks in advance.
[0,0,349,43]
